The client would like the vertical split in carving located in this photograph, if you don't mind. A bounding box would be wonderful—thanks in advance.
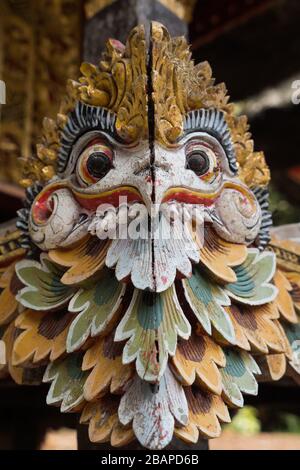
[147,22,157,293]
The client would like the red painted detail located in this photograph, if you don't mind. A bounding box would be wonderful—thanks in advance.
[32,185,61,224]
[79,140,114,184]
[162,191,216,206]
[109,39,125,53]
[86,138,105,148]
[73,188,143,210]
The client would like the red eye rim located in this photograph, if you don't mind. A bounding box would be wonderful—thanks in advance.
[77,138,114,185]
[185,140,219,181]
[84,138,105,149]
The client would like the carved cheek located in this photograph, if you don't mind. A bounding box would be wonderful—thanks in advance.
[29,188,84,250]
[213,185,262,245]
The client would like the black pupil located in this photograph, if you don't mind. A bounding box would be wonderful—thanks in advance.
[86,152,112,178]
[186,151,210,176]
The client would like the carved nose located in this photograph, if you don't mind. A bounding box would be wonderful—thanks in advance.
[153,160,172,171]
[134,160,172,175]
[132,156,174,214]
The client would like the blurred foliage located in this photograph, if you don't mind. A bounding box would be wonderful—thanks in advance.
[226,406,261,436]
[225,407,300,436]
[269,183,300,226]
[275,413,300,434]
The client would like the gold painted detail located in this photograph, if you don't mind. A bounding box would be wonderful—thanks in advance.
[22,25,148,187]
[0,7,33,185]
[0,229,25,268]
[268,241,300,274]
[21,21,269,189]
[151,22,270,187]
[0,0,81,187]
[226,114,270,188]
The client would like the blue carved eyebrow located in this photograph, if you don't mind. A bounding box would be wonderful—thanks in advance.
[183,108,238,174]
[252,186,272,251]
[58,101,116,174]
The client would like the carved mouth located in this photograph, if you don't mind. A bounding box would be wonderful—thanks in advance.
[71,186,144,210]
[161,181,255,207]
[162,187,217,206]
[31,181,145,216]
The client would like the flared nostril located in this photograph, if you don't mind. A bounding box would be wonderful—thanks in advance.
[133,162,152,175]
[154,161,172,171]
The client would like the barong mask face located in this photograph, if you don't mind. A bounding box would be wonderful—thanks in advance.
[11,23,298,450]
[20,23,270,293]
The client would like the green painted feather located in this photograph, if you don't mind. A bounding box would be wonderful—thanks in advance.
[225,249,277,305]
[115,285,191,382]
[282,320,300,372]
[221,349,261,407]
[67,269,126,352]
[283,321,300,346]
[16,255,75,311]
[182,266,235,344]
[44,352,88,412]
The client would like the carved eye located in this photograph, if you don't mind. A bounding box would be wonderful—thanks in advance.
[186,150,210,176]
[77,139,113,185]
[86,152,111,178]
[185,140,218,179]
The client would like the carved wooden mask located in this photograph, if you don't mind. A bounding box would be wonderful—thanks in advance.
[8,23,299,450]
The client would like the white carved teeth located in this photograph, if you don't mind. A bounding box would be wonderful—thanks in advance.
[118,204,129,225]
[95,211,117,239]
[89,201,209,240]
[161,202,179,221]
[89,208,116,238]
[183,207,192,221]
[102,211,116,230]
[89,202,148,239]
[193,207,204,225]
[96,205,115,217]
[128,203,147,220]
[161,202,205,226]
[88,220,96,235]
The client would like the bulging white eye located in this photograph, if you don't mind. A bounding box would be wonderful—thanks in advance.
[185,140,219,179]
[76,138,114,185]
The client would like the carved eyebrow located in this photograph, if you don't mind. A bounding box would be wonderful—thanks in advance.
[183,108,238,174]
[58,101,116,174]
[252,186,272,251]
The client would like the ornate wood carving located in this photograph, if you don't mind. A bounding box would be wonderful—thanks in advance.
[0,19,299,451]
[0,0,82,185]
